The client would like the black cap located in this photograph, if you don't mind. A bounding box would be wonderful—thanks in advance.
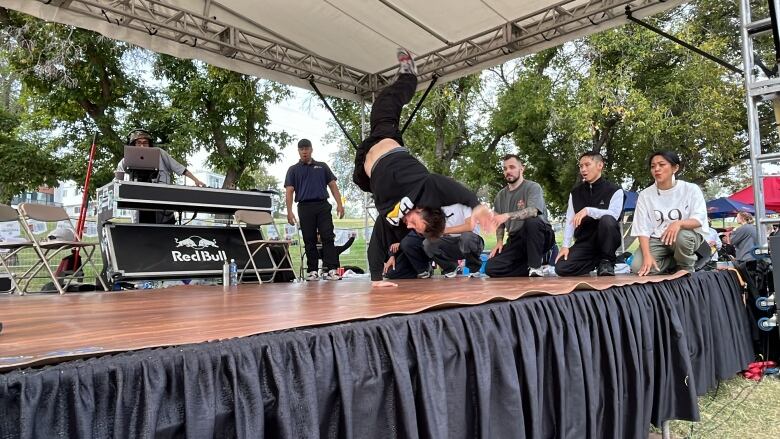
[297,138,312,149]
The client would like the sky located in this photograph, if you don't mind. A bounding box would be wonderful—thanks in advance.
[190,88,342,186]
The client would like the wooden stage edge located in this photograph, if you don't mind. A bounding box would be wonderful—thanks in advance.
[0,272,690,371]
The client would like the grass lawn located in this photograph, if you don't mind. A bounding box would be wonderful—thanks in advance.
[654,375,780,438]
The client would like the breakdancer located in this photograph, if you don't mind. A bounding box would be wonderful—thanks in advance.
[353,49,496,287]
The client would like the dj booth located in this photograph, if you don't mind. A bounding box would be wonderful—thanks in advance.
[96,180,291,282]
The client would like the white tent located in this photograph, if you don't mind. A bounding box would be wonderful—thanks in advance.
[2,0,683,100]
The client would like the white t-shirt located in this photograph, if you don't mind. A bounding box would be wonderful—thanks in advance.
[631,180,709,240]
[442,204,476,236]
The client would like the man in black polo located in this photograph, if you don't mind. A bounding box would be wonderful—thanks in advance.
[285,139,345,281]
[554,151,624,276]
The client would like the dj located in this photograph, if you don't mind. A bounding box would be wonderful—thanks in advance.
[115,129,207,224]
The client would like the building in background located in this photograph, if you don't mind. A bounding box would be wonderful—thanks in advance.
[53,181,89,217]
[11,186,57,207]
[190,168,225,190]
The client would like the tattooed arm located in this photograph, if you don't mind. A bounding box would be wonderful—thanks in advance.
[489,209,538,259]
[495,207,539,225]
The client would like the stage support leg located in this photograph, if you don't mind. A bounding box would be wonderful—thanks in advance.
[662,421,671,439]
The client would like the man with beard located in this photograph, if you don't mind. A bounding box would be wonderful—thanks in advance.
[485,154,554,277]
[554,152,624,276]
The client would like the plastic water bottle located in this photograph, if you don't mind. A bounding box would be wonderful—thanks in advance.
[229,259,238,286]
[222,260,230,290]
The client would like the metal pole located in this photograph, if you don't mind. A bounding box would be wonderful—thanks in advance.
[740,0,769,245]
[309,79,359,149]
[361,96,370,268]
[768,0,780,69]
[76,132,98,238]
[72,132,98,271]
[400,75,439,134]
[626,7,743,75]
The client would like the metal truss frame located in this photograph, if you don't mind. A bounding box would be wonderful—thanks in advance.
[36,0,677,99]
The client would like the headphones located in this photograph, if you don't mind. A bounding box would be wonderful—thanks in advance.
[126,128,153,146]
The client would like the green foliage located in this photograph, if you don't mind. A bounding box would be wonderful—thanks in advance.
[401,74,482,175]
[0,109,61,202]
[0,8,150,191]
[153,56,291,189]
[487,2,751,214]
[0,9,292,196]
[0,0,764,216]
[319,0,756,218]
[244,164,283,211]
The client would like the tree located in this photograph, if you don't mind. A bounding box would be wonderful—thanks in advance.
[321,74,492,205]
[153,56,291,189]
[0,8,160,191]
[325,138,363,218]
[486,1,753,215]
[244,165,283,213]
[0,108,61,202]
[399,74,482,175]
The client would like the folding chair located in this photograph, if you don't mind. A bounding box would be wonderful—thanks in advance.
[0,204,35,294]
[234,210,295,283]
[17,203,109,294]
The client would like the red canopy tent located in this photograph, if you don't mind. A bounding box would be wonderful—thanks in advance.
[729,176,780,211]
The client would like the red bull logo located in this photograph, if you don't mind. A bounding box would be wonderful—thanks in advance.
[174,236,219,249]
[171,236,225,262]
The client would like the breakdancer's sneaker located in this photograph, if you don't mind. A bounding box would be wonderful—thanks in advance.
[322,269,342,281]
[397,48,417,76]
[417,270,432,279]
[528,267,544,277]
[305,271,320,281]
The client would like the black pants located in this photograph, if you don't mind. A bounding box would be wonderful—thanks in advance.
[423,232,484,273]
[356,73,419,281]
[298,200,338,272]
[555,216,621,276]
[485,217,554,278]
[368,219,409,281]
[353,73,418,192]
[386,232,430,279]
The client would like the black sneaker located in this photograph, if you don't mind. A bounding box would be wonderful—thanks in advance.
[597,260,615,276]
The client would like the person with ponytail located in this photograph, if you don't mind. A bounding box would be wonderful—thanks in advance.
[630,151,710,275]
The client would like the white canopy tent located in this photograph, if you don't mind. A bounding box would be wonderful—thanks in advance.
[2,0,683,101]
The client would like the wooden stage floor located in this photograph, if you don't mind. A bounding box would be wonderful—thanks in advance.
[0,272,686,370]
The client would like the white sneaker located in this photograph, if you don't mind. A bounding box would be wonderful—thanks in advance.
[443,269,458,278]
[468,272,487,279]
[397,48,417,75]
[322,269,342,281]
[305,271,319,281]
[528,267,544,277]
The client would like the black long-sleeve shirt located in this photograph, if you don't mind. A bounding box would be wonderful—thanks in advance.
[370,151,478,215]
[367,151,479,280]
